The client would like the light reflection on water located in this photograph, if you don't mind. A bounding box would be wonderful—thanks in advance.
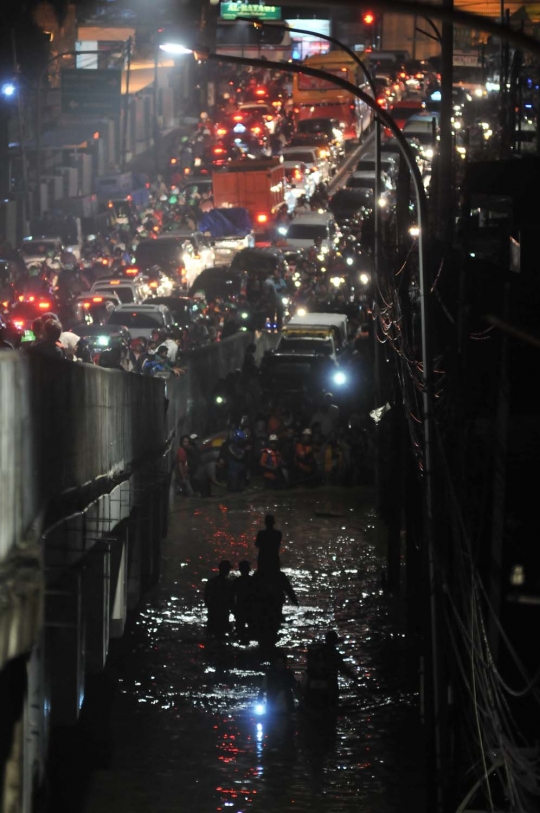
[83,491,424,813]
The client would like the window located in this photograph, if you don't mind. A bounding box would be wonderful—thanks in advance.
[107,311,165,328]
[286,224,328,240]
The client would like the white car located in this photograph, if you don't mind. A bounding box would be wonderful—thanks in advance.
[282,147,330,184]
[281,212,340,252]
[106,304,175,340]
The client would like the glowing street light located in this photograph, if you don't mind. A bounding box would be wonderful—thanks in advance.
[1,82,16,97]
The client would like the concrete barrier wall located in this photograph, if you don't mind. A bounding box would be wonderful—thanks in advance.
[0,354,38,561]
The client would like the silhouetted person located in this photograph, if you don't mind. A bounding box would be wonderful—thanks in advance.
[258,652,298,714]
[303,630,356,710]
[251,569,298,648]
[232,560,254,643]
[204,560,233,635]
[255,514,282,572]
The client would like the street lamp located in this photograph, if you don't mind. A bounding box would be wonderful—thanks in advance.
[1,82,16,97]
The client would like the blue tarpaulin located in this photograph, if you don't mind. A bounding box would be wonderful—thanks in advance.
[198,208,252,238]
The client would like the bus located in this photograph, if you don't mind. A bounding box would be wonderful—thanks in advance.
[292,51,374,140]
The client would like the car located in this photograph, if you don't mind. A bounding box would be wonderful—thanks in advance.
[76,293,122,324]
[280,213,339,252]
[135,234,215,290]
[329,189,372,224]
[296,118,345,154]
[388,100,426,132]
[79,323,132,355]
[288,134,340,167]
[402,114,438,160]
[282,147,330,184]
[89,278,147,304]
[106,304,175,340]
[345,171,394,199]
[237,102,277,133]
[189,266,242,302]
[6,300,59,333]
[356,155,398,180]
[142,296,196,328]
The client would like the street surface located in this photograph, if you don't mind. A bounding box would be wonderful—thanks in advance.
[78,488,425,813]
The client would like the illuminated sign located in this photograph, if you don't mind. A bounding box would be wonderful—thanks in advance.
[220,2,282,20]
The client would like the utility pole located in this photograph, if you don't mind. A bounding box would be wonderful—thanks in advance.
[153,31,160,174]
[121,37,132,173]
[12,31,30,231]
[437,0,453,243]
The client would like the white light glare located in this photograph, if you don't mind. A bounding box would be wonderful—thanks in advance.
[346,257,354,266]
[160,43,193,55]
[333,371,347,386]
[1,83,16,97]
[359,272,370,285]
[409,226,420,237]
[297,307,307,316]
[255,703,265,716]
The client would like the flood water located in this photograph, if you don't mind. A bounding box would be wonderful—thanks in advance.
[79,488,425,813]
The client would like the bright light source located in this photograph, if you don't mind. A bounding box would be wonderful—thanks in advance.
[409,226,420,237]
[333,371,347,386]
[330,276,343,287]
[159,43,193,55]
[1,82,16,97]
[216,395,225,404]
[297,307,307,316]
[97,336,110,346]
[346,257,354,266]
[255,703,266,716]
[363,12,375,24]
[359,272,370,285]
[423,148,434,159]
[430,90,442,101]
[378,196,387,208]
[474,87,484,97]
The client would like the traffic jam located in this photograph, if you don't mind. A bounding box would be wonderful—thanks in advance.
[2,54,445,449]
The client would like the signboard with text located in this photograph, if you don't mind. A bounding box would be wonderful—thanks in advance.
[220,2,282,20]
[61,69,122,116]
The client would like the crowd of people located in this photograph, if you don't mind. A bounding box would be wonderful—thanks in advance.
[203,514,356,714]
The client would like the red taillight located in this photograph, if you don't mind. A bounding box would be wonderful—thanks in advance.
[14,320,24,328]
[38,301,51,309]
[217,127,227,136]
[170,157,178,164]
[149,281,158,288]
[256,213,268,224]
[293,107,299,114]
[293,169,302,181]
[28,295,35,302]
[233,114,243,122]
[416,73,423,79]
[255,88,266,96]
[18,295,24,302]
[110,280,120,285]
[92,297,103,303]
[377,97,386,106]
[214,147,226,155]
[83,302,90,308]
[125,268,138,275]
[399,72,406,78]
[101,259,109,265]
[184,167,191,175]
[251,126,262,134]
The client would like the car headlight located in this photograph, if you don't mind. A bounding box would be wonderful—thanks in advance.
[281,296,289,305]
[297,307,307,316]
[424,148,434,159]
[241,311,249,319]
[278,226,288,235]
[346,257,354,266]
[359,272,370,286]
[216,395,225,404]
[97,336,110,346]
[333,371,347,386]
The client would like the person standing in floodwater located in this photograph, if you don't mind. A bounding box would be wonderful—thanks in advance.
[255,514,282,572]
[204,560,233,635]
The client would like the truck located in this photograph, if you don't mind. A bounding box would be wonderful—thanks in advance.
[212,158,286,236]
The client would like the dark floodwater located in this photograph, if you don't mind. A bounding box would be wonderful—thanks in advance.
[81,489,425,813]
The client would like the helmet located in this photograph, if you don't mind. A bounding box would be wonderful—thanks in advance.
[268,434,278,442]
[180,135,189,143]
[233,430,247,443]
[325,630,339,645]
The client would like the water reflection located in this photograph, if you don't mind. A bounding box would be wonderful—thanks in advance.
[83,491,424,813]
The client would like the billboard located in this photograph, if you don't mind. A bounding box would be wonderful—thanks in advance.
[61,69,122,116]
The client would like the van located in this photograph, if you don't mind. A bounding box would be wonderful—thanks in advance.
[90,279,146,304]
[284,312,349,354]
[281,213,339,252]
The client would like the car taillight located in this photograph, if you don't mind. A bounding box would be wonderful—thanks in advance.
[251,126,262,134]
[149,281,158,288]
[110,280,120,285]
[293,169,302,181]
[184,167,191,175]
[377,97,386,106]
[217,127,227,136]
[92,297,103,303]
[38,301,51,309]
[14,320,24,329]
[125,268,138,275]
[233,114,243,122]
[416,73,423,79]
[256,89,266,96]
[169,157,178,164]
[256,214,268,224]
[214,147,226,155]
[83,302,91,308]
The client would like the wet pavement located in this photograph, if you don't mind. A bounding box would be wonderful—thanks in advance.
[80,488,425,813]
